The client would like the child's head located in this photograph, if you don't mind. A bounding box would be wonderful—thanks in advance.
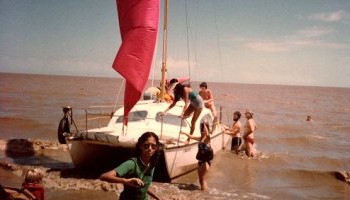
[24,168,44,184]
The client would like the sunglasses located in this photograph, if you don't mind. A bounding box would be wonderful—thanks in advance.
[143,143,158,150]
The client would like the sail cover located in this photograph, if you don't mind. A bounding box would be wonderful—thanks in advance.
[113,0,159,125]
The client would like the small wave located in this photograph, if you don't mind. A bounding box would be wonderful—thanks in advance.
[284,168,350,185]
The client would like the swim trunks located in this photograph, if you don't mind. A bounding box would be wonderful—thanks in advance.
[244,137,255,145]
[231,137,243,151]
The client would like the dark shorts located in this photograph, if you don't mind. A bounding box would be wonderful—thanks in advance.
[231,137,243,150]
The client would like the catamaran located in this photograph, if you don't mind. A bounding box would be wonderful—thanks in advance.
[57,0,229,182]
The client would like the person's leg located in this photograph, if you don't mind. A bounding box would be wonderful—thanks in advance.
[245,140,254,157]
[190,108,202,135]
[198,162,210,190]
[245,140,251,157]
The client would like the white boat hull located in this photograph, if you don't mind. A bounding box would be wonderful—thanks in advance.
[64,100,230,181]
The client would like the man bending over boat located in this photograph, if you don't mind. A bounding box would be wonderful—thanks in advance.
[162,83,204,143]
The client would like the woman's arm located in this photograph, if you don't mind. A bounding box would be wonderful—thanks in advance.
[163,100,177,114]
[181,131,201,141]
[100,170,144,188]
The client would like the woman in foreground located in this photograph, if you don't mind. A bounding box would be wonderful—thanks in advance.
[100,132,161,200]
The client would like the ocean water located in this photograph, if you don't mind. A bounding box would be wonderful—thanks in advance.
[1,73,349,199]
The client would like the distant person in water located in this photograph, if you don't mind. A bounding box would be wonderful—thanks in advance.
[162,83,204,143]
[306,115,312,121]
[22,168,45,200]
[181,121,213,190]
[223,111,243,154]
[100,132,161,200]
[199,82,217,124]
[243,110,257,158]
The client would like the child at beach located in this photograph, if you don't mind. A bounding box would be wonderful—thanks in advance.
[22,168,45,200]
[100,132,161,200]
[223,111,243,154]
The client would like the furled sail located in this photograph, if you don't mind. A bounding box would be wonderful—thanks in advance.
[113,0,159,125]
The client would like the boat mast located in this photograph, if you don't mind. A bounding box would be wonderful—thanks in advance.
[159,0,168,101]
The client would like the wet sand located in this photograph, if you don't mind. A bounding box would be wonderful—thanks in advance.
[0,139,120,199]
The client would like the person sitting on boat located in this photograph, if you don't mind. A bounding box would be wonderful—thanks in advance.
[143,87,160,100]
[162,83,204,143]
[199,82,217,125]
[181,121,213,190]
[165,78,179,101]
[100,132,161,200]
[22,168,45,200]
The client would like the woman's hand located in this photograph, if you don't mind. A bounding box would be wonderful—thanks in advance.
[180,131,189,137]
[125,178,144,188]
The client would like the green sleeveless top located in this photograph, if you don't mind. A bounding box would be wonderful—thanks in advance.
[115,158,155,200]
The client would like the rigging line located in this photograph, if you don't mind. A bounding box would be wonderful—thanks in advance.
[212,0,224,81]
[193,0,199,80]
[114,78,125,112]
[185,0,191,83]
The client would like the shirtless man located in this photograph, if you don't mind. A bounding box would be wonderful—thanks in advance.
[199,82,217,123]
[223,111,243,154]
[243,110,257,157]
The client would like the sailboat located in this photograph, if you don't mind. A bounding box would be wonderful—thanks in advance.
[57,0,230,182]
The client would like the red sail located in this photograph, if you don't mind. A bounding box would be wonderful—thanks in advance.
[113,0,159,125]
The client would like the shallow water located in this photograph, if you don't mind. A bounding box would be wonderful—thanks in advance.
[1,73,350,199]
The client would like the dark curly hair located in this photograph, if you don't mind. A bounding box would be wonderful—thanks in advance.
[234,111,241,120]
[135,132,160,168]
[173,83,185,101]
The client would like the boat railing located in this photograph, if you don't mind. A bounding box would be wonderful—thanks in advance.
[82,104,123,132]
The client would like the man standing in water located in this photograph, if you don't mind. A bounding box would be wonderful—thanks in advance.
[223,111,243,154]
[243,110,257,158]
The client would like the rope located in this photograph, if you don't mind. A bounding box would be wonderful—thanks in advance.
[212,0,224,81]
[114,78,125,112]
[185,0,191,83]
[177,118,184,146]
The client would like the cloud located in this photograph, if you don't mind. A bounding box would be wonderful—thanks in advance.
[296,26,335,38]
[309,10,350,22]
[231,26,348,53]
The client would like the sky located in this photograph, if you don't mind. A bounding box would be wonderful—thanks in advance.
[1,0,350,88]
